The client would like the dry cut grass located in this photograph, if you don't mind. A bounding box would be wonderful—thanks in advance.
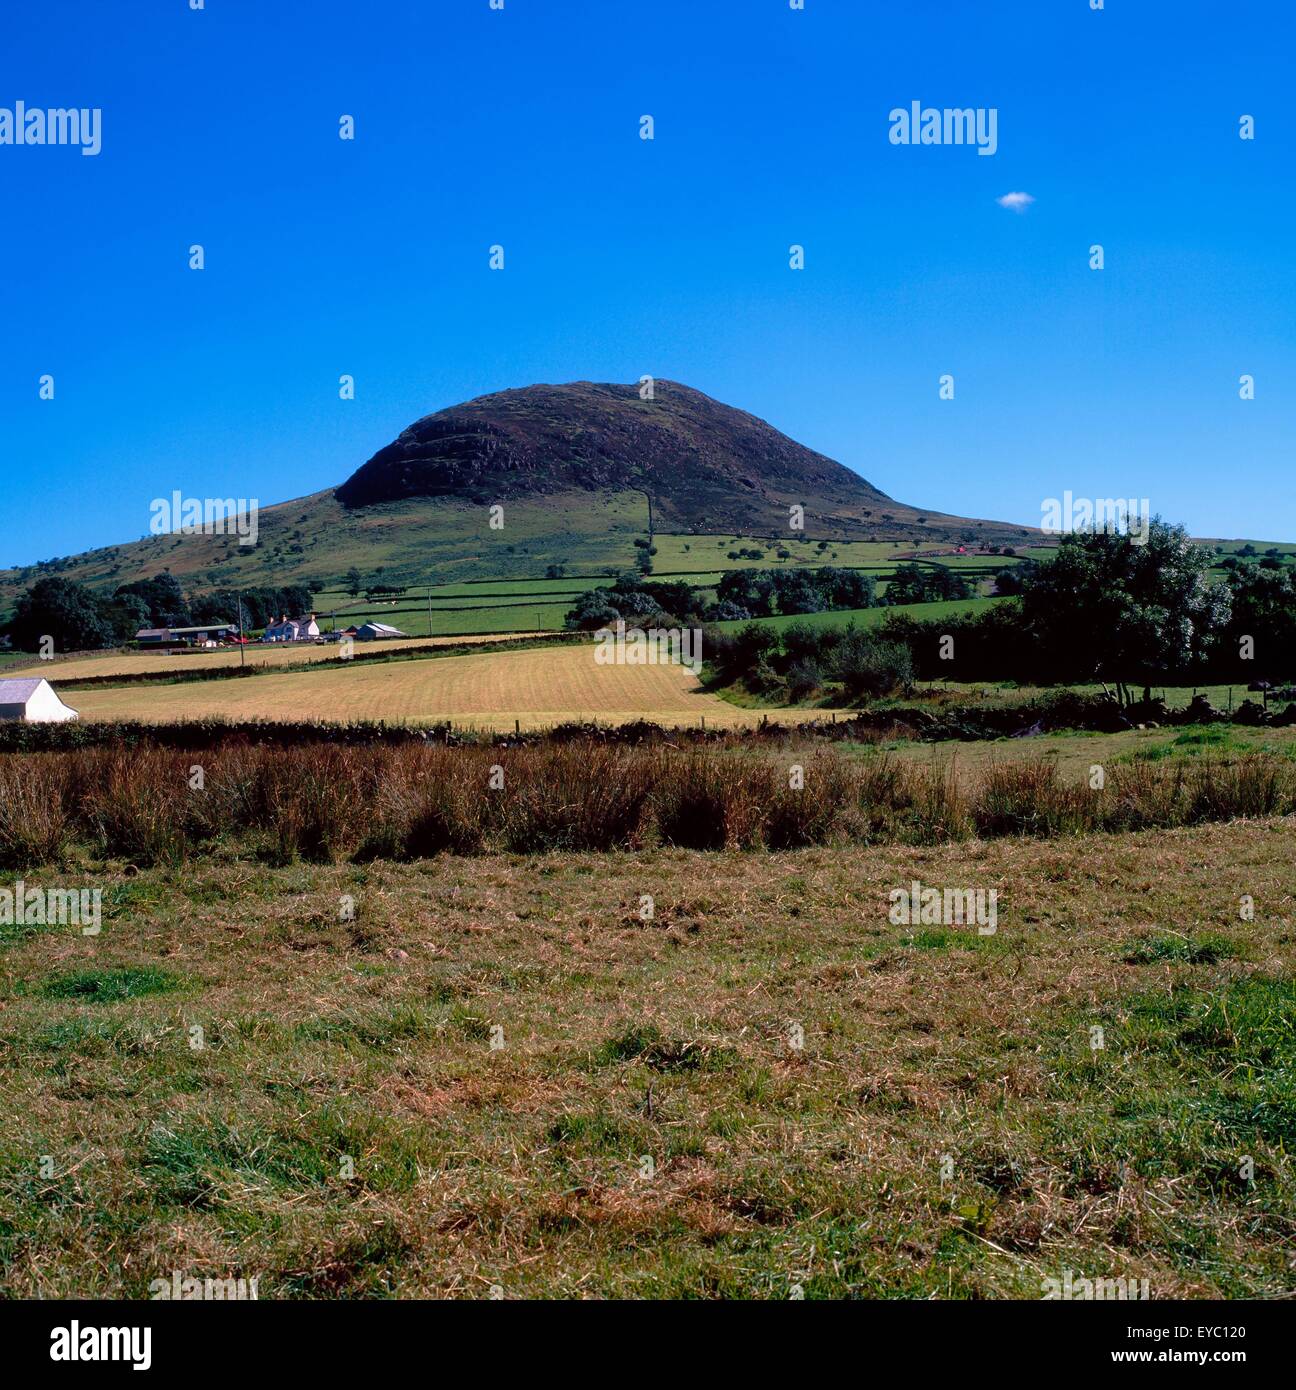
[0,818,1292,1297]
[63,644,769,730]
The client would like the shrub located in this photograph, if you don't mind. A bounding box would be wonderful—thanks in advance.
[764,754,852,847]
[833,632,914,701]
[355,751,486,859]
[78,747,191,866]
[256,747,371,863]
[786,660,823,703]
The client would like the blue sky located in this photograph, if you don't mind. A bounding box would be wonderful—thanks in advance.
[1,0,1292,568]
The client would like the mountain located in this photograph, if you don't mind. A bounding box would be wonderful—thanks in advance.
[334,379,1022,542]
[0,380,1037,613]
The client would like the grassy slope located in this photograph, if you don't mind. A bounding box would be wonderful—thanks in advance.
[0,490,650,621]
[3,817,1292,1297]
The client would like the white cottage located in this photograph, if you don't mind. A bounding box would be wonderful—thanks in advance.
[0,678,79,723]
[263,614,321,642]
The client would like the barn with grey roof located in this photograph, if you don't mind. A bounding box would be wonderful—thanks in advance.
[0,678,80,723]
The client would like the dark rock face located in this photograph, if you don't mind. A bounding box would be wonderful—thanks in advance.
[334,379,896,533]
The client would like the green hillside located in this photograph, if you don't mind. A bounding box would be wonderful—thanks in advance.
[0,490,648,624]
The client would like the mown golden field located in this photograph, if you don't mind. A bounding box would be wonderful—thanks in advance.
[64,643,777,731]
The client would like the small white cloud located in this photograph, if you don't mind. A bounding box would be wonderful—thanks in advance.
[996,191,1035,212]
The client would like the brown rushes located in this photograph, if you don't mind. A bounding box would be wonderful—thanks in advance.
[653,753,772,849]
[1186,755,1290,823]
[764,752,856,848]
[357,749,488,859]
[1,740,1293,867]
[971,762,1091,838]
[1104,759,1189,831]
[492,745,655,852]
[77,747,191,866]
[0,754,70,867]
[256,746,374,863]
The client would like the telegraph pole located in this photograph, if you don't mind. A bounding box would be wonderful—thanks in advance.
[238,592,245,668]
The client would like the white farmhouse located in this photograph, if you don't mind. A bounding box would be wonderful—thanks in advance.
[0,678,80,723]
[263,614,322,642]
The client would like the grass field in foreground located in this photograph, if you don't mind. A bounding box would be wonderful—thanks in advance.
[66,643,767,730]
[2,816,1292,1298]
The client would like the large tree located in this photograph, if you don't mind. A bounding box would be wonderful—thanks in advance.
[1019,519,1230,685]
[114,573,190,627]
[1219,562,1296,680]
[8,577,117,652]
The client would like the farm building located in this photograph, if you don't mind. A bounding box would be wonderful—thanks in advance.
[136,624,235,647]
[355,620,408,640]
[263,614,321,642]
[0,678,79,723]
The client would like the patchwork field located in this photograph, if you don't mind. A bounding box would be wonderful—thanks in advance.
[3,817,1292,1298]
[650,534,913,572]
[66,643,764,730]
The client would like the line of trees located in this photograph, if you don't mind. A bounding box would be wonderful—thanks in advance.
[713,567,879,618]
[565,574,708,630]
[3,575,317,653]
[564,566,883,630]
[879,563,973,605]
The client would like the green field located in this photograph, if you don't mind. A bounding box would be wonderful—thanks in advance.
[653,534,914,573]
[297,544,1022,640]
[1207,540,1296,556]
[715,596,1002,634]
[863,721,1296,780]
[319,577,606,601]
[304,597,572,638]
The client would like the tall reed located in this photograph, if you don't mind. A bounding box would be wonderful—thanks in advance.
[1,740,1292,868]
